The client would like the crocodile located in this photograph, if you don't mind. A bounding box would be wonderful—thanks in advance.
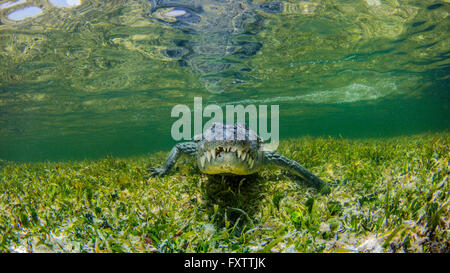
[147,0,283,93]
[148,122,326,190]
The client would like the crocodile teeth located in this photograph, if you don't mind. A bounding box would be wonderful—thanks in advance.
[241,152,247,161]
[211,149,216,159]
[206,150,212,162]
[231,147,237,153]
[248,157,254,168]
[237,149,242,158]
[200,155,206,167]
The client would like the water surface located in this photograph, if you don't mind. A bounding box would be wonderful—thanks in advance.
[0,0,448,162]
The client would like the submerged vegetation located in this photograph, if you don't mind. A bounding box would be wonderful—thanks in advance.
[0,133,448,253]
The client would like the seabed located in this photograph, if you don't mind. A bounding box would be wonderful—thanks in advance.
[0,133,448,253]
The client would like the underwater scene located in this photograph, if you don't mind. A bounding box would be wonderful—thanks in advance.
[0,0,449,253]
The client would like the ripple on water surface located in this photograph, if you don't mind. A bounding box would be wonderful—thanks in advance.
[7,6,43,21]
[3,0,82,23]
[48,0,81,8]
[0,0,26,10]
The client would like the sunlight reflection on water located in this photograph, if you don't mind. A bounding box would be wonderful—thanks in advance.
[7,6,42,20]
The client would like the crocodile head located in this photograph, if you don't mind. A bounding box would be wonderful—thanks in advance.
[196,122,264,175]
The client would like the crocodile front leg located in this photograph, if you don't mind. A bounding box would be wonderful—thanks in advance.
[148,142,197,177]
[263,151,325,189]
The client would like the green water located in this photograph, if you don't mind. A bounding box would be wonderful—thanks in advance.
[0,0,448,162]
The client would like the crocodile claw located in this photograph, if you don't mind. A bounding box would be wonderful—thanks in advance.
[147,167,166,177]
